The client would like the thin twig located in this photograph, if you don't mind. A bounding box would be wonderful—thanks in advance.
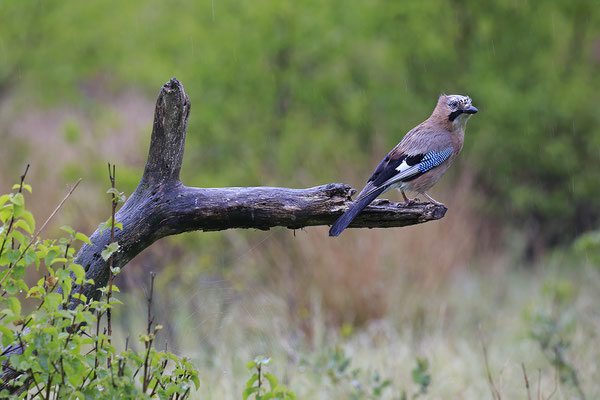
[27,367,40,398]
[30,384,46,400]
[545,351,559,400]
[106,163,116,368]
[142,272,156,392]
[91,309,103,383]
[146,273,155,335]
[258,363,262,390]
[478,325,501,400]
[149,358,169,397]
[61,244,71,307]
[522,363,532,400]
[118,337,129,377]
[0,164,30,258]
[537,369,542,400]
[0,179,81,288]
[44,373,52,400]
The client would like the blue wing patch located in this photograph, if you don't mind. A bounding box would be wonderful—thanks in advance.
[418,147,453,173]
[357,146,454,199]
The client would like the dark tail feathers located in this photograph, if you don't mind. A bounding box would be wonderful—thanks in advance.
[329,187,385,237]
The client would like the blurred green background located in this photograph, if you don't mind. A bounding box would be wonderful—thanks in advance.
[1,0,600,398]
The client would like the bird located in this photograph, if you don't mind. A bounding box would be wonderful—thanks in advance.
[329,94,478,237]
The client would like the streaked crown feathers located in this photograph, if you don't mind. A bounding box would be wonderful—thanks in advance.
[445,94,472,111]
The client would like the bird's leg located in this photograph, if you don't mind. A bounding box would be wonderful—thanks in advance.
[423,192,445,206]
[401,190,410,203]
[401,190,420,205]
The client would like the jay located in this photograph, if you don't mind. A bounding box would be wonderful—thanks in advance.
[329,94,478,237]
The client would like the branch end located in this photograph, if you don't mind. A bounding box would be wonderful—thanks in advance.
[142,78,191,187]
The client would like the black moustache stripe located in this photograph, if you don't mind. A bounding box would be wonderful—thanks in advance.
[448,109,463,121]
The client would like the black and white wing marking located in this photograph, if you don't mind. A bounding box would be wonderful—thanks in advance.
[330,147,453,237]
[357,147,453,200]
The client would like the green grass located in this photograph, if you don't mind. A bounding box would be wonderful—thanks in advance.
[113,251,600,399]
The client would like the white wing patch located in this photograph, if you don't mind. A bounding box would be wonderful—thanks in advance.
[395,160,410,172]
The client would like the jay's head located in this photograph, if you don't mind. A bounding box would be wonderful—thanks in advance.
[435,94,478,129]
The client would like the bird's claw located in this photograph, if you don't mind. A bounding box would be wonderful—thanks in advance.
[422,192,445,207]
[400,197,420,207]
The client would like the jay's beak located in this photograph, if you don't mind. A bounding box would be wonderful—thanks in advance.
[463,105,478,114]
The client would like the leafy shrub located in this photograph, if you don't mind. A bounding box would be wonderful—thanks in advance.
[243,357,296,400]
[0,176,198,398]
[525,278,585,399]
[312,346,430,399]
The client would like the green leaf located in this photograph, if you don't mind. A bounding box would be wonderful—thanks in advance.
[264,372,278,389]
[5,297,21,316]
[60,225,75,236]
[246,373,259,388]
[74,232,91,244]
[0,325,15,347]
[27,286,43,298]
[0,194,10,208]
[10,193,24,206]
[191,375,200,390]
[101,242,119,261]
[44,292,62,311]
[13,219,32,235]
[0,208,13,224]
[71,292,87,303]
[106,188,127,203]
[50,257,68,265]
[70,263,86,283]
[243,386,259,400]
[22,211,35,233]
[98,220,109,234]
[10,230,27,247]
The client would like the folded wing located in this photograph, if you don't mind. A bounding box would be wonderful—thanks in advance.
[357,147,453,200]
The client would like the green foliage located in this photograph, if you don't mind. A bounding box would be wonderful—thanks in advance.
[101,241,119,261]
[525,278,586,399]
[574,230,600,266]
[243,357,296,400]
[409,358,431,398]
[2,1,600,246]
[98,218,123,235]
[312,347,430,399]
[106,188,127,204]
[0,181,199,398]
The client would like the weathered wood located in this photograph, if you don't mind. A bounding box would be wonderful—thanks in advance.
[73,77,446,302]
[78,182,445,301]
[0,77,446,391]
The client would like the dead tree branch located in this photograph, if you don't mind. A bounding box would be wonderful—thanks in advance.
[73,78,445,302]
[0,77,446,391]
